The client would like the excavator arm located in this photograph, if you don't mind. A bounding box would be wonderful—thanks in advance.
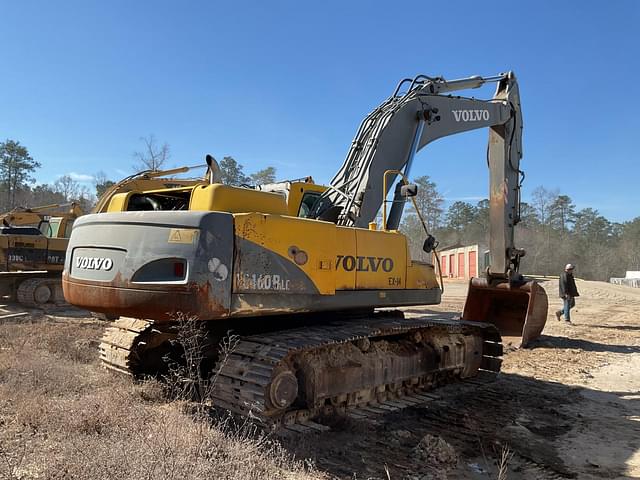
[314,72,523,282]
[0,202,83,230]
[314,72,547,346]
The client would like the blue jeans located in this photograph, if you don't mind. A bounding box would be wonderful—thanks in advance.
[563,296,576,321]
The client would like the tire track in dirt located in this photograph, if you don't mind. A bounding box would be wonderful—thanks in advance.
[285,279,640,479]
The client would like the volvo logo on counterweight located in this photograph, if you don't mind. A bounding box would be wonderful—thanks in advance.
[75,256,114,271]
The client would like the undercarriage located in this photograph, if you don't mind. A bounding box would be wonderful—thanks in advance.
[99,311,502,430]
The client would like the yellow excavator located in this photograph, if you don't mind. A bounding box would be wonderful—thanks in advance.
[0,169,204,307]
[0,202,83,306]
[63,72,548,428]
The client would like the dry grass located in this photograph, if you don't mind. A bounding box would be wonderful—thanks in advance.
[496,445,513,480]
[0,316,323,480]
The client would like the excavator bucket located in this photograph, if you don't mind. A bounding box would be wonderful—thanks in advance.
[462,277,548,348]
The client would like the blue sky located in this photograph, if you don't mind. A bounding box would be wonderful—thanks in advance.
[1,1,638,221]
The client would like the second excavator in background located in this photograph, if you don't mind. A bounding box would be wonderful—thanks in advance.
[0,202,83,306]
[63,71,548,429]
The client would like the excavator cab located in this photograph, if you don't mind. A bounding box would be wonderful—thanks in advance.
[462,277,548,347]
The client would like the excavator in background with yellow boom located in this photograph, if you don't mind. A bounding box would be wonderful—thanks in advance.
[0,202,83,306]
[63,71,548,429]
[0,202,82,235]
[0,169,204,307]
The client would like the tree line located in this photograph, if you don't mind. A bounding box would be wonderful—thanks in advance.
[399,176,639,282]
[0,136,277,214]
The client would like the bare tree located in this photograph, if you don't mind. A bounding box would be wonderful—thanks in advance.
[29,184,66,206]
[53,175,80,202]
[133,134,170,171]
[93,171,115,198]
[75,185,96,212]
[530,186,561,227]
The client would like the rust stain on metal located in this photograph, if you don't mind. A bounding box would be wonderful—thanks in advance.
[63,272,228,322]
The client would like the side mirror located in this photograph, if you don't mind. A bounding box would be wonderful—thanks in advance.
[422,234,437,253]
[400,184,418,198]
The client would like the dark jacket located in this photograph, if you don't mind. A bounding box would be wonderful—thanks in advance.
[559,271,579,298]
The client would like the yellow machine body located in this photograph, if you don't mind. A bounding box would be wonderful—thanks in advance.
[66,181,441,321]
[232,212,439,295]
[0,205,82,272]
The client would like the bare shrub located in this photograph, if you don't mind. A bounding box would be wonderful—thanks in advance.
[133,378,167,404]
[163,314,239,407]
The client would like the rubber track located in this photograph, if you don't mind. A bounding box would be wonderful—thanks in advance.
[212,315,502,431]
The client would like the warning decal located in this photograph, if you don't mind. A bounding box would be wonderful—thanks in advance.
[168,228,199,244]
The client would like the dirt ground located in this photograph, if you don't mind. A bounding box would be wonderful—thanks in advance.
[1,278,639,479]
[283,279,640,479]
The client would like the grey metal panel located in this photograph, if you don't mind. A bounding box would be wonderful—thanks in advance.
[230,287,441,317]
[196,213,234,311]
[67,223,201,282]
[488,76,523,278]
[71,210,217,230]
[417,97,510,148]
[65,211,235,314]
[70,247,125,282]
[358,97,509,228]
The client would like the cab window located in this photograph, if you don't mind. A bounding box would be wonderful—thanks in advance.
[47,218,62,238]
[298,192,321,218]
[39,220,54,237]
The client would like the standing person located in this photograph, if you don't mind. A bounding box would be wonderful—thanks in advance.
[555,264,579,323]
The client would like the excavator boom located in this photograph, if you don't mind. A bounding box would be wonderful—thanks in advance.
[313,72,546,346]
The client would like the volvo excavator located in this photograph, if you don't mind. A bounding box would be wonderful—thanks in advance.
[62,71,548,429]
